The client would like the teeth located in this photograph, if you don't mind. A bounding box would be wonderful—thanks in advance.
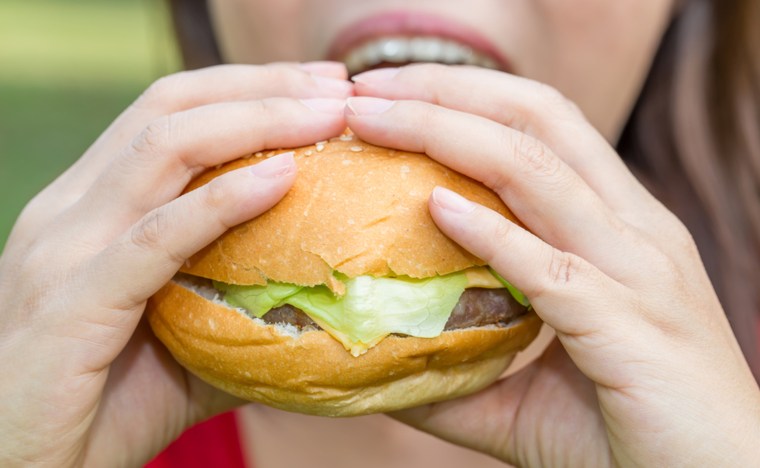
[342,36,500,75]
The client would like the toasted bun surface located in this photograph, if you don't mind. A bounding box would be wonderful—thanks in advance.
[147,280,542,417]
[179,135,519,293]
[148,136,540,416]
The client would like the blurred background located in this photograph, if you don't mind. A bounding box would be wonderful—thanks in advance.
[0,0,180,248]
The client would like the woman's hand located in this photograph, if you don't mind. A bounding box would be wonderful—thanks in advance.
[0,62,350,467]
[347,64,760,467]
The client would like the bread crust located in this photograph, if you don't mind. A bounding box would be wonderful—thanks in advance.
[147,280,543,417]
[151,137,540,416]
[179,136,518,293]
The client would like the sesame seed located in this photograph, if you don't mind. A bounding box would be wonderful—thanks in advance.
[350,146,363,152]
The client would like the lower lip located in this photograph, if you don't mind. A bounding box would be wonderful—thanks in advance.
[327,11,511,72]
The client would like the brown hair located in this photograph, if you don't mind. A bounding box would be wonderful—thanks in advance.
[166,0,760,379]
[166,0,220,68]
[619,0,760,378]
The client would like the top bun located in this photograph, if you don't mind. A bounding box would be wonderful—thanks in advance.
[181,133,517,292]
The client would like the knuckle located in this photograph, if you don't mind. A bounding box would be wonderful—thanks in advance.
[129,115,173,157]
[135,71,189,109]
[202,176,230,213]
[634,214,700,285]
[544,251,585,291]
[125,113,200,175]
[198,176,240,231]
[481,130,516,193]
[269,65,318,94]
[12,179,82,242]
[533,83,580,118]
[663,214,700,257]
[512,133,561,178]
[129,210,183,264]
[534,82,565,106]
[419,108,438,138]
[491,216,515,241]
[408,63,449,99]
[13,242,72,310]
[408,102,444,151]
[482,218,520,267]
[9,194,49,242]
[253,97,274,117]
[130,210,165,251]
[18,243,50,281]
[646,248,683,288]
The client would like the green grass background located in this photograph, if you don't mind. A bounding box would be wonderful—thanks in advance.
[0,0,180,248]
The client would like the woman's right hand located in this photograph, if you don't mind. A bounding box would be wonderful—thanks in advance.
[349,64,760,467]
[0,62,351,467]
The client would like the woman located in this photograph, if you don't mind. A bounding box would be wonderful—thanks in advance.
[1,0,758,466]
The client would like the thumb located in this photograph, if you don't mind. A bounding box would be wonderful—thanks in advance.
[390,340,604,465]
[389,357,539,461]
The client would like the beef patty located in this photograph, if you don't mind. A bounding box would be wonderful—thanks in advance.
[177,273,530,333]
[260,288,528,332]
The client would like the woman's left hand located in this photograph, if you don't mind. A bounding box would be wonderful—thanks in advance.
[346,64,760,467]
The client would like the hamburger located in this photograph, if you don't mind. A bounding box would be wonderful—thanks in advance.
[146,133,541,417]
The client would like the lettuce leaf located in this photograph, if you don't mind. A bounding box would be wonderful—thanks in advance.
[214,269,528,355]
[215,273,468,355]
[215,281,302,318]
[287,274,467,352]
[488,268,530,307]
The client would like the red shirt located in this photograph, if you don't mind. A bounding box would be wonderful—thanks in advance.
[145,411,247,468]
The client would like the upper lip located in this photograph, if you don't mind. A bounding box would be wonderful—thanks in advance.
[326,11,512,74]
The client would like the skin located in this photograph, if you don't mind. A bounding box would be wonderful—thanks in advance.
[347,70,760,465]
[1,1,759,467]
[210,0,673,140]
[0,65,353,466]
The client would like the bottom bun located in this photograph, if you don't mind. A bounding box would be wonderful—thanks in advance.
[147,280,543,417]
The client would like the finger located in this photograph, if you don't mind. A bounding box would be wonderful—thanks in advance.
[73,153,297,341]
[427,187,658,388]
[348,98,653,281]
[353,64,659,218]
[391,364,535,463]
[65,98,344,243]
[112,63,351,151]
[392,341,604,465]
[84,322,246,464]
[23,64,352,228]
[428,187,635,339]
[298,61,350,80]
[105,64,351,162]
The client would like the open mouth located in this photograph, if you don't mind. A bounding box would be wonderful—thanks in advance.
[327,12,511,77]
[339,35,500,76]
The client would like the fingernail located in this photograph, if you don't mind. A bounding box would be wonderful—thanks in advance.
[300,61,347,77]
[352,67,400,84]
[346,97,395,116]
[301,98,346,115]
[431,186,476,213]
[249,152,295,178]
[311,75,353,95]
